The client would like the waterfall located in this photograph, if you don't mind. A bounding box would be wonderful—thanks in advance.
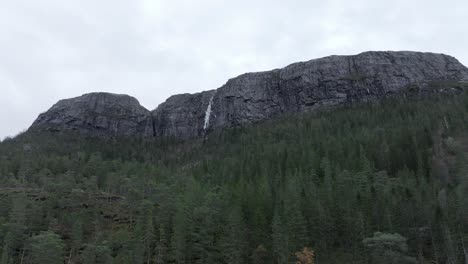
[203,94,215,130]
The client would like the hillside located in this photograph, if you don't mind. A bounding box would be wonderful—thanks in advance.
[1,92,467,263]
[28,51,468,139]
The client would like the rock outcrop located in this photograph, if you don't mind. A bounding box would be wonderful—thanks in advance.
[30,93,153,137]
[153,51,468,138]
[29,51,468,139]
[152,90,216,139]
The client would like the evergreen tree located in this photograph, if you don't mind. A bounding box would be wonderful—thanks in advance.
[272,206,288,264]
[251,244,268,264]
[29,231,64,264]
[171,202,188,264]
[363,232,417,264]
[154,224,167,264]
[223,206,247,264]
[284,179,308,253]
[82,242,113,264]
[70,219,83,259]
[134,200,155,264]
[1,194,28,263]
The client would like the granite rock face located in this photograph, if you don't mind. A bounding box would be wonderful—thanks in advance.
[30,51,468,139]
[153,51,468,138]
[30,93,153,137]
[152,90,216,139]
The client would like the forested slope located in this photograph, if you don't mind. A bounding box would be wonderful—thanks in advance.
[0,92,467,264]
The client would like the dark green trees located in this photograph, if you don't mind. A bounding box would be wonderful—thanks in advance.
[363,232,417,264]
[29,231,64,264]
[223,206,247,264]
[1,194,28,264]
[0,93,467,263]
[82,242,113,264]
[272,206,288,264]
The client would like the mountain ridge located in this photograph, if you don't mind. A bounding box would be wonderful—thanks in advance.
[28,51,468,138]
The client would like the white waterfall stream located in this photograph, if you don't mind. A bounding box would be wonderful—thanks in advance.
[203,94,215,130]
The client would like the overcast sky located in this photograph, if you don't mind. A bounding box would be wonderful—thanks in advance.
[1,0,467,139]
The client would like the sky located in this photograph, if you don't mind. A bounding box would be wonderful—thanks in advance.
[0,0,467,139]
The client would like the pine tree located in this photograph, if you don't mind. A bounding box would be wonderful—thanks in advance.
[1,194,28,264]
[82,242,113,264]
[223,206,247,264]
[154,224,167,264]
[134,200,155,264]
[251,244,268,264]
[29,231,64,264]
[70,219,83,259]
[171,202,187,264]
[363,232,417,264]
[1,244,9,264]
[284,179,308,253]
[272,206,288,264]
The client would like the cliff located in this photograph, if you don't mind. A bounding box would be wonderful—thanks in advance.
[29,51,468,139]
[30,92,153,137]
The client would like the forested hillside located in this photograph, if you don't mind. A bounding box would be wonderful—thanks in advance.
[0,93,467,264]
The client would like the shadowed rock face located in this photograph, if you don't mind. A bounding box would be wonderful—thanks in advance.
[30,51,468,139]
[153,51,468,138]
[152,90,216,139]
[30,93,153,137]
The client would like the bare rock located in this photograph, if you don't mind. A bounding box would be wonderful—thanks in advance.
[29,51,468,139]
[152,90,216,139]
[30,92,153,137]
[153,51,468,138]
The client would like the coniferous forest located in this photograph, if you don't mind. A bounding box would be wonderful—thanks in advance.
[0,93,467,264]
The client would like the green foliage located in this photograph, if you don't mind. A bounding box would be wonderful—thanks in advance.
[251,244,268,264]
[223,206,247,264]
[28,231,64,264]
[82,242,113,264]
[272,206,288,264]
[363,232,417,264]
[0,93,468,263]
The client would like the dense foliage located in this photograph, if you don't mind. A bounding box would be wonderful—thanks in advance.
[0,93,467,263]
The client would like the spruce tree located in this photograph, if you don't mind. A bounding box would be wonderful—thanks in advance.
[29,231,64,264]
[223,206,247,264]
[272,206,288,264]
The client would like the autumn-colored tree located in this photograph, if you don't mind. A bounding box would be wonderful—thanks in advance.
[295,247,314,264]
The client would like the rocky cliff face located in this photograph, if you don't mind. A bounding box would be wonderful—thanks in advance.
[152,90,216,139]
[30,51,468,139]
[153,51,468,138]
[30,93,153,137]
